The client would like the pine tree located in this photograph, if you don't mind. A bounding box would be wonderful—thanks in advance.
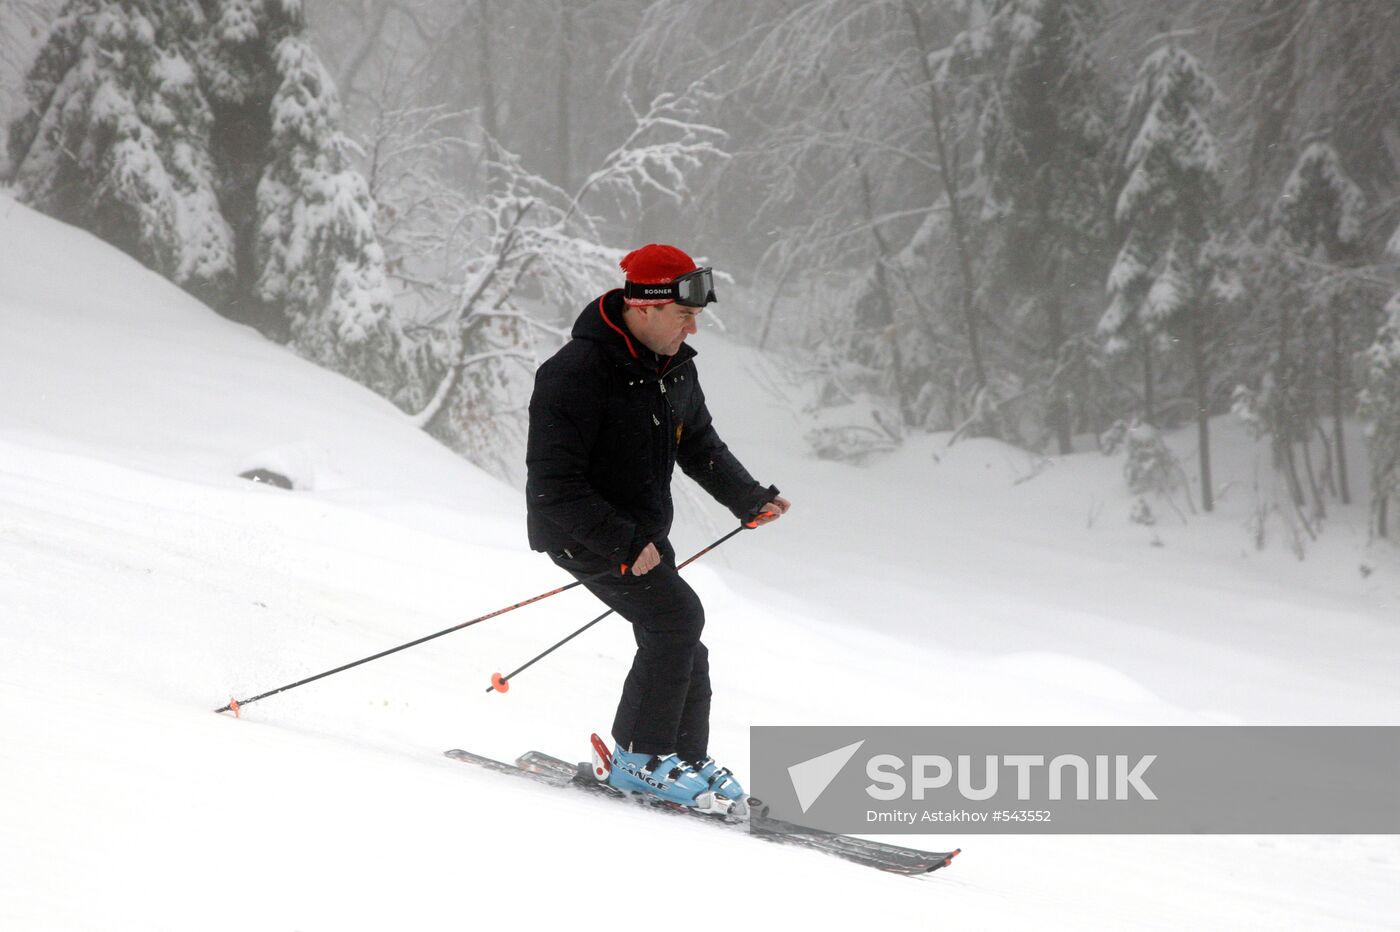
[1274,142,1366,505]
[197,0,407,400]
[1207,0,1400,212]
[1358,295,1400,539]
[255,34,405,399]
[7,0,233,303]
[1103,44,1226,512]
[952,0,1112,453]
[1100,225,1162,419]
[195,0,301,337]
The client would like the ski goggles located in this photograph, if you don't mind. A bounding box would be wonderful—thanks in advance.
[623,267,717,308]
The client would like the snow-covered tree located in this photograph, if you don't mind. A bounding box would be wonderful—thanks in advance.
[254,34,405,399]
[7,1,406,403]
[6,0,233,303]
[620,1,992,440]
[199,0,287,95]
[1359,294,1400,539]
[1273,142,1367,505]
[194,0,407,400]
[1102,44,1228,512]
[1203,0,1400,212]
[947,0,1113,453]
[1227,257,1322,519]
[356,82,726,481]
[1277,144,1365,259]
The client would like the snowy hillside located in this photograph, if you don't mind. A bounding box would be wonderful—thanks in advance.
[1,193,1398,930]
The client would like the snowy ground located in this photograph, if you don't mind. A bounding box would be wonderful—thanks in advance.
[2,193,1398,930]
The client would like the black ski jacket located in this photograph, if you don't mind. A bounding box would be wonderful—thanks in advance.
[526,290,776,562]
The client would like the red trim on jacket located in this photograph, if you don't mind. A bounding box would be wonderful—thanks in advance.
[596,292,639,360]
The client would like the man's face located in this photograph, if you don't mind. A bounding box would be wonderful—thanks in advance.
[630,301,701,356]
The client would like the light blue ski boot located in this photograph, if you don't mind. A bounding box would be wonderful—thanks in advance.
[590,734,724,814]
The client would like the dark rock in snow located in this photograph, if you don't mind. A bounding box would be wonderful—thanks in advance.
[239,468,294,490]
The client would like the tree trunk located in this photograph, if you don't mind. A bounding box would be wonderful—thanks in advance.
[1330,302,1351,504]
[336,0,390,105]
[1190,299,1214,512]
[1142,330,1155,423]
[812,62,912,425]
[853,149,909,424]
[207,92,284,339]
[1300,309,1324,518]
[906,1,989,402]
[929,89,989,403]
[1046,290,1072,453]
[1279,436,1306,509]
[1300,433,1324,521]
[1275,298,1305,507]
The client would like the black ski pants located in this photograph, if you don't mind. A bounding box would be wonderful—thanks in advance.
[549,538,711,762]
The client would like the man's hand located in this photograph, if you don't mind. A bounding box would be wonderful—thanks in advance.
[631,541,662,576]
[750,495,792,526]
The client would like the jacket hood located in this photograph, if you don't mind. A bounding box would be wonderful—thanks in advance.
[570,289,697,373]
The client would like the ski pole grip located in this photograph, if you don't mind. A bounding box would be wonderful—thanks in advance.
[744,485,782,528]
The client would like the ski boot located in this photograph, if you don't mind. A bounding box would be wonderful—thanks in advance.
[694,756,751,819]
[589,734,728,815]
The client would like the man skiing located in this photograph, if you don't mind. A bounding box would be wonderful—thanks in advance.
[525,243,789,817]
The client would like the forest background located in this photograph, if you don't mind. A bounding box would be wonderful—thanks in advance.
[4,0,1399,552]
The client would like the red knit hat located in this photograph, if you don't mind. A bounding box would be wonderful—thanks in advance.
[621,243,697,306]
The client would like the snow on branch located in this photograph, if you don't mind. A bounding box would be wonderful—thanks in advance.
[398,81,729,436]
[571,79,729,214]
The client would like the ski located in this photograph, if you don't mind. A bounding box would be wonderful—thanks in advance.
[444,748,960,876]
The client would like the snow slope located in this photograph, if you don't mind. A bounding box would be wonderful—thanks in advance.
[1,193,1397,930]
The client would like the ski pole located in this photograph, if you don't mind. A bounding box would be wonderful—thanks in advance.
[487,516,770,694]
[215,562,630,716]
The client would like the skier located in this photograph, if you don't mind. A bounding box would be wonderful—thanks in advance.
[525,243,790,816]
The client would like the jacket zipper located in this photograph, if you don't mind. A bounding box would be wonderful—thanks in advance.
[653,359,691,471]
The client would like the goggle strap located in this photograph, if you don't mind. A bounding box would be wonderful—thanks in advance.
[624,280,679,302]
[624,268,715,307]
